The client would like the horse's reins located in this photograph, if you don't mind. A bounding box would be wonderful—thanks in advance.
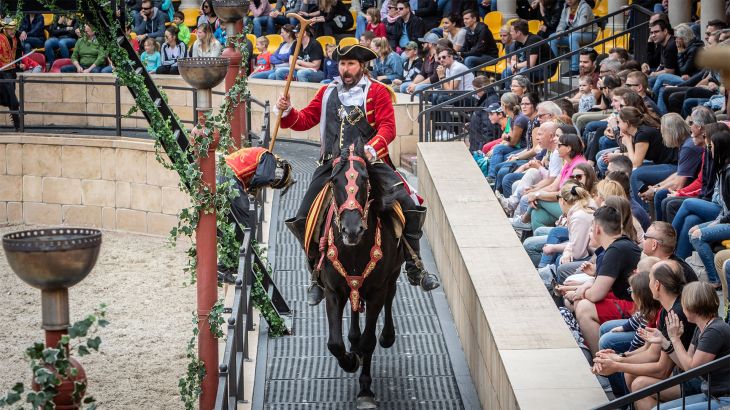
[315,146,382,312]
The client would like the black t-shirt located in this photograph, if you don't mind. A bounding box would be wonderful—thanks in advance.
[633,125,678,165]
[691,319,730,396]
[295,39,324,71]
[659,297,696,350]
[519,34,554,67]
[597,236,642,301]
[669,254,699,284]
[659,36,679,72]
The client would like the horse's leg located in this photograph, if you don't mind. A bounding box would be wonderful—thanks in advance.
[348,309,362,356]
[325,291,360,373]
[356,298,385,409]
[378,277,398,348]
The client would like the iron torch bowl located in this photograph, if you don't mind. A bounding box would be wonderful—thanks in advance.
[211,0,249,22]
[177,57,231,90]
[2,228,102,290]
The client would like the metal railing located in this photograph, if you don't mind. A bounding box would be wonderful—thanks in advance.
[592,353,730,410]
[0,74,270,145]
[413,4,653,143]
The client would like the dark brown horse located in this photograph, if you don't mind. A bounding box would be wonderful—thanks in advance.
[320,142,404,409]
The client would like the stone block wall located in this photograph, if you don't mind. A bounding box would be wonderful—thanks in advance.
[0,134,189,236]
[11,74,419,166]
[418,142,607,410]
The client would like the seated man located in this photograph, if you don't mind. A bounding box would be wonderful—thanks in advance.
[642,221,698,283]
[133,0,167,45]
[458,9,498,68]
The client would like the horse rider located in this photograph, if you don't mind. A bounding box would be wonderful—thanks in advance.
[274,44,440,306]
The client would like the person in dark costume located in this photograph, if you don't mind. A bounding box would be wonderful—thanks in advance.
[275,44,440,306]
[0,18,22,131]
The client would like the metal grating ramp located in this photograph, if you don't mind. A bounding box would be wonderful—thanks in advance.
[261,142,475,409]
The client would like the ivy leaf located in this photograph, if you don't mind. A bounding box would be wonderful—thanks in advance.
[98,319,110,328]
[33,368,57,387]
[41,348,60,365]
[60,335,70,345]
[77,345,91,357]
[87,336,102,351]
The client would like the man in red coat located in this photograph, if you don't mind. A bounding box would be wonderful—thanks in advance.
[276,44,439,305]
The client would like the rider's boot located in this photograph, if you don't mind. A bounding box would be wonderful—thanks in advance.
[10,113,20,131]
[403,206,440,291]
[285,216,325,306]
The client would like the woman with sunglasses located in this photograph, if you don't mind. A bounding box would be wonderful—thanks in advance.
[197,0,221,32]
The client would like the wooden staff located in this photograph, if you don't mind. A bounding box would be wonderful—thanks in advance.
[269,13,316,152]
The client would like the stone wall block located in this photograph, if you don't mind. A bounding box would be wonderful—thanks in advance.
[62,83,87,103]
[101,148,116,180]
[0,144,5,173]
[102,207,116,230]
[23,175,42,202]
[115,149,147,183]
[147,213,178,236]
[0,175,22,201]
[116,182,131,208]
[24,202,62,225]
[25,82,62,103]
[161,187,191,215]
[62,205,102,227]
[81,179,116,207]
[87,83,115,104]
[6,144,21,175]
[7,202,22,223]
[130,183,162,213]
[116,209,147,233]
[42,177,82,205]
[42,102,87,126]
[62,146,101,179]
[0,202,6,223]
[146,152,180,187]
[23,145,61,176]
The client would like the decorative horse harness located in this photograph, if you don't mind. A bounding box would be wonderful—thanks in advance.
[316,146,382,312]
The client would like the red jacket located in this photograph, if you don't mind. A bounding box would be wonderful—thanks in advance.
[280,79,396,160]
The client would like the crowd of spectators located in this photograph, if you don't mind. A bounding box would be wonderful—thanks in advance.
[456,8,730,407]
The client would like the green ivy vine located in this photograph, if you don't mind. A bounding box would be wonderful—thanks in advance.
[252,242,288,337]
[0,304,109,409]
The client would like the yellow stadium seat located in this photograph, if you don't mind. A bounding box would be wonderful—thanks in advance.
[528,19,541,34]
[592,0,607,17]
[265,34,283,54]
[351,10,357,31]
[247,33,258,55]
[317,35,336,50]
[484,11,503,39]
[182,8,200,28]
[339,36,358,47]
[722,239,730,248]
[188,32,197,48]
[482,43,506,75]
[43,13,53,27]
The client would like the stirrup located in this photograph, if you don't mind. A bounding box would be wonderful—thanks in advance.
[307,281,324,306]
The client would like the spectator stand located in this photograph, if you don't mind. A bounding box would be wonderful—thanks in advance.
[413,4,653,143]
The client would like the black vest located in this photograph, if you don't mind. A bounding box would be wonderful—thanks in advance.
[322,86,374,160]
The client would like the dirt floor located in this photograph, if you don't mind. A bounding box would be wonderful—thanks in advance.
[0,224,197,409]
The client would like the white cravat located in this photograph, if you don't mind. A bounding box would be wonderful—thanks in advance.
[334,76,369,107]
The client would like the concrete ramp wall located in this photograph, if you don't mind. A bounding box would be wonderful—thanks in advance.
[418,142,607,409]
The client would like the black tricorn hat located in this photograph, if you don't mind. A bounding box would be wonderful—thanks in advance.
[333,45,377,62]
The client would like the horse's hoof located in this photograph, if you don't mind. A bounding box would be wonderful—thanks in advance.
[341,353,361,373]
[356,396,377,409]
[378,333,395,348]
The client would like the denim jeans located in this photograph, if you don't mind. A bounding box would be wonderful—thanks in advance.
[437,0,452,15]
[250,69,275,79]
[22,37,45,54]
[273,67,324,82]
[60,65,102,73]
[524,226,553,267]
[549,31,596,71]
[653,188,671,221]
[631,163,677,208]
[538,226,569,268]
[598,319,634,352]
[495,159,525,192]
[44,37,76,65]
[690,222,730,283]
[252,16,275,37]
[501,172,524,198]
[651,73,684,96]
[595,147,618,176]
[683,98,710,117]
[272,15,299,27]
[355,15,367,39]
[530,200,563,231]
[658,394,730,410]
[672,198,721,258]
[464,55,495,69]
[487,144,521,179]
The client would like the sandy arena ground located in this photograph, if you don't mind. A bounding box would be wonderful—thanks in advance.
[0,224,196,409]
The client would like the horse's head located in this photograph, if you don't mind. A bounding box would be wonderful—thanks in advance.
[330,142,371,246]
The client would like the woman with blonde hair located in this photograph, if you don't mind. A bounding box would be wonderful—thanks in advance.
[192,22,222,57]
[370,37,403,84]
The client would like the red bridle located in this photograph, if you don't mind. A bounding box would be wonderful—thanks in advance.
[330,145,372,230]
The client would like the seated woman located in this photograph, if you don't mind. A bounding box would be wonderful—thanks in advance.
[548,0,596,77]
[191,23,222,57]
[311,0,354,36]
[523,133,587,232]
[60,24,109,73]
[640,281,730,410]
[251,25,295,80]
[157,26,187,75]
[655,110,723,222]
[639,113,704,220]
[45,14,78,69]
[370,37,403,84]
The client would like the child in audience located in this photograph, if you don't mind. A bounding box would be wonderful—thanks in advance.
[365,8,386,38]
[141,37,161,73]
[19,55,42,73]
[173,11,191,46]
[571,75,596,113]
[321,43,338,84]
[251,37,272,76]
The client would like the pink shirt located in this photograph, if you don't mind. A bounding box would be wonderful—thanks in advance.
[559,155,587,186]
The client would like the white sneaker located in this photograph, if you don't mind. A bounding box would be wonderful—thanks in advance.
[510,216,532,231]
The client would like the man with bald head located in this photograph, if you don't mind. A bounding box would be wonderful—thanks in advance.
[643,222,698,283]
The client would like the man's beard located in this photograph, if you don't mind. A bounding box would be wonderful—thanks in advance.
[341,69,365,90]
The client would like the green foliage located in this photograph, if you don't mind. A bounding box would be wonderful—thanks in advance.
[251,243,288,338]
[209,300,226,340]
[178,313,205,410]
[0,305,108,409]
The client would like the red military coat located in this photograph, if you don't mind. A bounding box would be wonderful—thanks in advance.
[225,146,268,190]
[279,78,396,161]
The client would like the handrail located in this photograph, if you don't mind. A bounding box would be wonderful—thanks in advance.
[412,3,653,101]
[592,353,730,410]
